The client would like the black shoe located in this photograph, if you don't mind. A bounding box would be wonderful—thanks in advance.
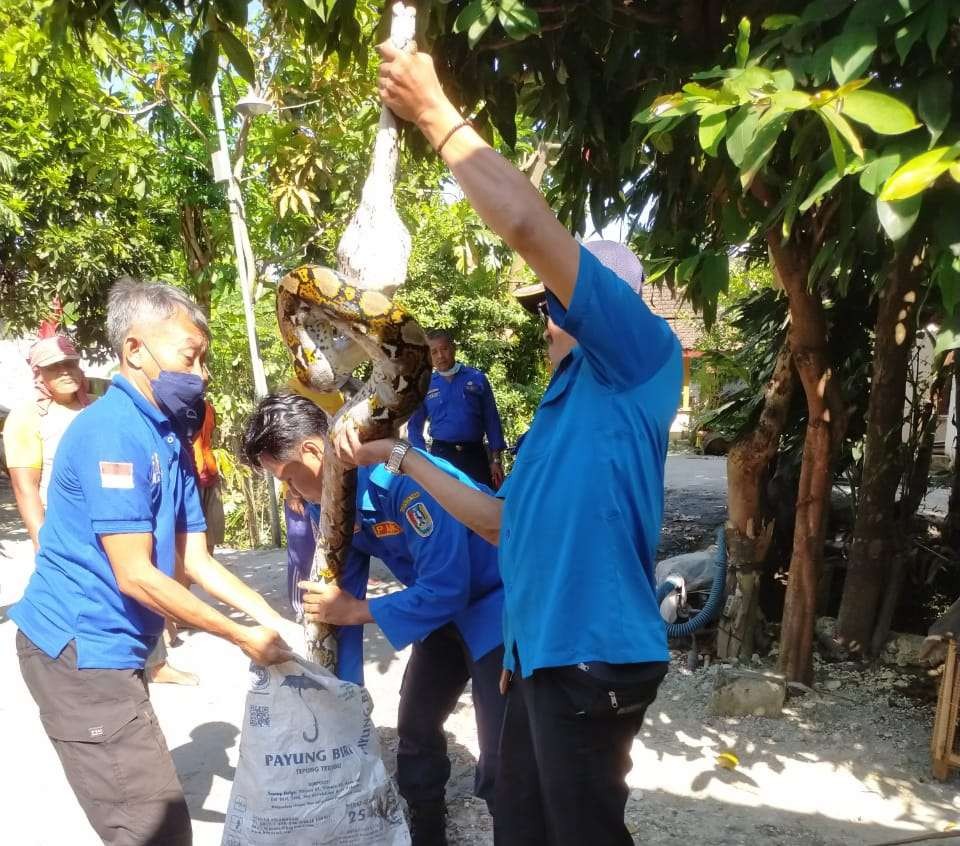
[408,800,448,846]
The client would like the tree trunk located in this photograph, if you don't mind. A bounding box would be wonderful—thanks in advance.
[767,232,847,685]
[944,368,960,549]
[900,364,951,520]
[717,338,796,659]
[837,255,919,654]
[179,202,215,315]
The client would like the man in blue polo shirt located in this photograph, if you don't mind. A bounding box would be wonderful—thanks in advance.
[407,329,506,488]
[333,44,683,846]
[11,279,292,846]
[243,392,505,846]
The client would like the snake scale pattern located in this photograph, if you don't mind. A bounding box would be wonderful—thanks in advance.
[277,263,430,669]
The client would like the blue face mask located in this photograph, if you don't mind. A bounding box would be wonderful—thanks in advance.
[142,344,207,439]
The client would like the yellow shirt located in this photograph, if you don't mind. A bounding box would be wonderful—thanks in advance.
[285,378,345,416]
[3,400,84,505]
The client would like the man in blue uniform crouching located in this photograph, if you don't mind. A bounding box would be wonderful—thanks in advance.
[243,393,505,846]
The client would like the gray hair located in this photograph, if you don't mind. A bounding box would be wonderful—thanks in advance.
[107,277,210,356]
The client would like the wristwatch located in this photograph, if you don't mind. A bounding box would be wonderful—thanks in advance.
[385,439,412,475]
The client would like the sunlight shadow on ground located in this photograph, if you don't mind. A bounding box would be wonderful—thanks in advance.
[170,721,239,825]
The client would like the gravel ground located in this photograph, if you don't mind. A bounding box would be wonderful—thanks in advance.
[3,458,959,845]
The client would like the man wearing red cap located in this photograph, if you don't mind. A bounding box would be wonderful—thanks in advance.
[3,334,91,550]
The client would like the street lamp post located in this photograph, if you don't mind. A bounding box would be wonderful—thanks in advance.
[209,73,281,548]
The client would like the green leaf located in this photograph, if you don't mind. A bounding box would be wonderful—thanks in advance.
[217,0,249,27]
[800,0,855,25]
[762,14,800,29]
[799,158,867,211]
[725,106,760,167]
[453,0,497,47]
[935,254,960,314]
[879,146,960,200]
[217,27,256,85]
[830,26,878,85]
[698,111,727,156]
[839,90,920,135]
[676,254,701,282]
[820,105,864,158]
[133,179,146,200]
[739,113,791,189]
[697,252,730,299]
[771,90,812,111]
[498,0,540,40]
[735,17,751,68]
[894,12,926,63]
[722,202,753,242]
[932,313,960,359]
[723,66,776,102]
[772,69,796,91]
[799,168,842,212]
[926,0,949,59]
[859,151,903,194]
[918,73,952,145]
[189,30,219,90]
[876,195,922,241]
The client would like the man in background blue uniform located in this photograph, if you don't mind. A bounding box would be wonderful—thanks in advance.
[407,330,506,488]
[243,393,505,846]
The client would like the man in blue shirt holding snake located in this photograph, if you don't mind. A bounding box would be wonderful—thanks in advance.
[243,393,505,846]
[330,42,683,846]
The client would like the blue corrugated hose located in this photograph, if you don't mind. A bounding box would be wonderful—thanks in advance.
[656,526,727,638]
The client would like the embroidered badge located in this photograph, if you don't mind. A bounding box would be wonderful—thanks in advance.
[150,452,162,485]
[399,490,421,511]
[426,388,440,399]
[464,381,483,395]
[372,521,403,538]
[405,502,434,538]
[99,461,134,489]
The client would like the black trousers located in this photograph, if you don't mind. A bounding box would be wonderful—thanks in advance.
[396,624,505,812]
[429,440,493,488]
[494,662,667,846]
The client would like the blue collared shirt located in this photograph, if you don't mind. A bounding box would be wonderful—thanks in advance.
[333,455,504,685]
[407,365,506,451]
[496,246,682,677]
[10,374,207,669]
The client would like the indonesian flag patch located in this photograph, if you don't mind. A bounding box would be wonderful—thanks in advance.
[405,502,434,538]
[99,461,135,489]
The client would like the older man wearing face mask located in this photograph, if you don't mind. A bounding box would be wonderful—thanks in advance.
[10,278,293,846]
[3,334,91,550]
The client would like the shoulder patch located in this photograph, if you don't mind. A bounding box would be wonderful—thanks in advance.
[426,388,441,400]
[372,520,403,538]
[399,490,421,511]
[99,461,134,489]
[405,502,434,538]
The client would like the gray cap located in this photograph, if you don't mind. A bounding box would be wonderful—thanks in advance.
[513,240,645,312]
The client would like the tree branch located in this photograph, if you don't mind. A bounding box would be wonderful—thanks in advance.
[105,50,209,143]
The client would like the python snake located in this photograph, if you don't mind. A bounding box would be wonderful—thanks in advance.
[277,264,430,669]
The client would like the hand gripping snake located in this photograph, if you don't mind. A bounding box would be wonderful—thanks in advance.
[276,3,425,671]
[277,266,430,669]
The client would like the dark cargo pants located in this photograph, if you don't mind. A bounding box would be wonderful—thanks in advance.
[16,630,192,846]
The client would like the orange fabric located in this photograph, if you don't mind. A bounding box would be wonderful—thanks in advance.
[192,400,219,487]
